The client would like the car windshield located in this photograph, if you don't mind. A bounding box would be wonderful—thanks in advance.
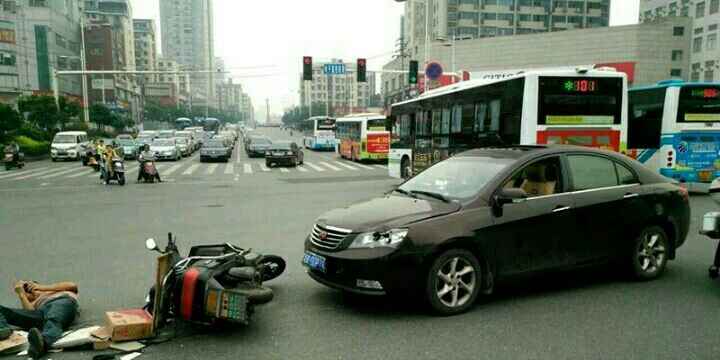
[399,157,512,200]
[153,140,173,146]
[53,134,77,144]
[251,138,271,145]
[205,141,225,148]
[117,139,134,146]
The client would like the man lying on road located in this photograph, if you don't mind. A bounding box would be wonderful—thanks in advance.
[0,281,79,359]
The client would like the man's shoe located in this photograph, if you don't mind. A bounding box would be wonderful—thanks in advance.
[0,328,12,340]
[27,328,45,359]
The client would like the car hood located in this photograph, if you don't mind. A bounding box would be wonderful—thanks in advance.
[151,146,175,152]
[249,144,271,150]
[316,195,461,233]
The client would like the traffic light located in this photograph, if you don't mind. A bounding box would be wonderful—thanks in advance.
[303,56,312,81]
[357,58,367,82]
[409,60,419,84]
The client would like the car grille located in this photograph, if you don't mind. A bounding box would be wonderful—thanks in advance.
[310,223,352,250]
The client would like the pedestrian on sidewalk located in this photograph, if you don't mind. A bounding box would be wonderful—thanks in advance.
[0,281,79,359]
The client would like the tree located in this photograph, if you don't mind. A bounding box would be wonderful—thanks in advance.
[0,104,22,142]
[89,104,118,127]
[17,95,80,131]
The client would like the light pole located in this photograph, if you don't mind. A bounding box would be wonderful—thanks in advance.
[394,0,430,91]
[79,8,90,123]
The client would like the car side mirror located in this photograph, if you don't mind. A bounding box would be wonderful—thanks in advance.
[494,188,528,207]
[145,238,159,252]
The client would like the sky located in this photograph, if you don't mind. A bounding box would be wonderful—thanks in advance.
[130,0,640,116]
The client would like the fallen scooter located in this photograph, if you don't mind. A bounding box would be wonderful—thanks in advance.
[701,178,720,280]
[144,233,285,332]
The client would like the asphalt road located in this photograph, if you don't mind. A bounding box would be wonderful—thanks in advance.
[1,127,719,360]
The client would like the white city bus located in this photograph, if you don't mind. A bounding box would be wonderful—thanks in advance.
[388,67,628,178]
[335,114,390,162]
[301,116,336,151]
[628,80,720,189]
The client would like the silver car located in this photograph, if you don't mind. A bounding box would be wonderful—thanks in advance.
[150,138,181,161]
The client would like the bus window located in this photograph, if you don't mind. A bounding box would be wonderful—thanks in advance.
[450,106,461,134]
[628,88,665,149]
[677,86,720,123]
[475,103,487,132]
[432,109,442,135]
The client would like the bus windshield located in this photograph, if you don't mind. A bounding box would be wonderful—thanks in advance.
[316,118,336,131]
[538,77,622,125]
[367,119,386,131]
[677,86,720,122]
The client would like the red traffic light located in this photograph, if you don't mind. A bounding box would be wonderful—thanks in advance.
[358,58,366,67]
[303,56,312,65]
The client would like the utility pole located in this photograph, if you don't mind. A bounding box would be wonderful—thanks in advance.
[79,7,90,123]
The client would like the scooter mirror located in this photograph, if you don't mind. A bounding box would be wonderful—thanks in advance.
[145,238,158,251]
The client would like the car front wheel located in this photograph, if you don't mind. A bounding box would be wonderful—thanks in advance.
[425,249,481,316]
[631,225,669,280]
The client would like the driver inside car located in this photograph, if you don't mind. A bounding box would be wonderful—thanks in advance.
[504,161,559,197]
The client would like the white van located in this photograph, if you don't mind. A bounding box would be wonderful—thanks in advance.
[51,131,89,161]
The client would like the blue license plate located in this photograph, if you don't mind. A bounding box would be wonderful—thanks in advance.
[303,252,326,273]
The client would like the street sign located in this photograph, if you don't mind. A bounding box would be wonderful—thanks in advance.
[425,62,443,81]
[323,63,346,75]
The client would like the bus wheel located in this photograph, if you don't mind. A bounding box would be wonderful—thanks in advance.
[401,156,411,179]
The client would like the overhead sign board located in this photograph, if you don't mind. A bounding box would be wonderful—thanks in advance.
[323,63,346,75]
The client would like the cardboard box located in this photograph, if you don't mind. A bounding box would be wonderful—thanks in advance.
[104,309,153,342]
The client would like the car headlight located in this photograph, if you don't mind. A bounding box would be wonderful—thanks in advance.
[349,229,408,249]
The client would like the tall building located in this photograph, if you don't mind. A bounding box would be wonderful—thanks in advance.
[0,0,83,105]
[239,93,254,124]
[160,0,215,105]
[640,0,720,82]
[299,59,378,117]
[84,0,140,122]
[216,78,242,118]
[133,19,156,84]
[403,0,611,62]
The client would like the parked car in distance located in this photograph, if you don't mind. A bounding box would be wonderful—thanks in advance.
[157,130,176,139]
[266,141,303,167]
[116,137,139,160]
[136,134,154,147]
[302,146,691,315]
[150,138,181,161]
[175,137,192,157]
[245,136,272,157]
[176,130,198,151]
[51,131,89,162]
[200,139,232,162]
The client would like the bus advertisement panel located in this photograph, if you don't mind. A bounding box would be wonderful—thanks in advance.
[628,81,720,187]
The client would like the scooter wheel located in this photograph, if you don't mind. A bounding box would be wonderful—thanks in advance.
[258,255,286,282]
[233,284,274,305]
[118,174,126,186]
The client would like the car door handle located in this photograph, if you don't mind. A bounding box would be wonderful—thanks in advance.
[623,193,640,199]
[552,206,571,213]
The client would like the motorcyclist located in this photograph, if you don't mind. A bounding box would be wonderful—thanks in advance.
[102,142,121,178]
[4,142,19,161]
[137,144,161,183]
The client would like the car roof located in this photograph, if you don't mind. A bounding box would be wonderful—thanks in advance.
[55,131,87,135]
[457,145,624,160]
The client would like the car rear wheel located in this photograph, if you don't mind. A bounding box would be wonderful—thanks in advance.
[425,249,481,315]
[631,226,669,280]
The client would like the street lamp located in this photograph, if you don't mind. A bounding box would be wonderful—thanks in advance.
[394,0,430,91]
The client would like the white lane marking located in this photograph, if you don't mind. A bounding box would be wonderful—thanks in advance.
[374,164,388,169]
[353,163,375,170]
[296,166,309,172]
[66,169,95,178]
[334,161,358,170]
[162,164,183,176]
[280,167,290,173]
[12,167,77,180]
[224,163,234,174]
[206,164,218,175]
[303,162,324,172]
[38,167,85,179]
[0,166,52,180]
[243,163,252,174]
[319,162,342,171]
[182,163,201,175]
[260,164,271,172]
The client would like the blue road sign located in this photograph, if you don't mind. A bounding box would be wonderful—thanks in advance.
[323,63,346,75]
[425,62,443,80]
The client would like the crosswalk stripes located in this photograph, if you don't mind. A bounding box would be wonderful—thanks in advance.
[0,166,51,180]
[319,162,342,171]
[12,167,74,180]
[206,164,218,175]
[244,163,253,174]
[224,163,234,174]
[38,167,83,179]
[163,164,183,176]
[296,166,309,172]
[66,168,95,178]
[352,163,375,170]
[259,164,271,172]
[303,162,324,172]
[333,161,358,171]
[182,163,200,175]
[279,167,290,173]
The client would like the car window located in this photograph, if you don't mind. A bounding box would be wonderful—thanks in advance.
[616,163,638,185]
[567,155,619,191]
[503,156,563,198]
